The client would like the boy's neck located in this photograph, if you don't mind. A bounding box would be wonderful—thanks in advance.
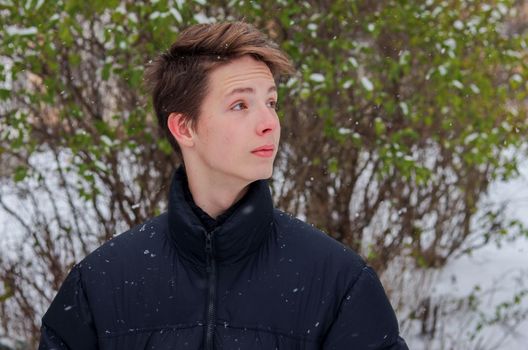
[184,166,249,220]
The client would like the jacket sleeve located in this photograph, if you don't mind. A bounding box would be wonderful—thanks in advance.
[38,324,70,350]
[38,265,99,350]
[322,266,409,349]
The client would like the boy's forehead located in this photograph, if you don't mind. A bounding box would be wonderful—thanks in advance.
[209,56,276,95]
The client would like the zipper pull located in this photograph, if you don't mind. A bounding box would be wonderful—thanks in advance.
[205,232,213,273]
[205,233,212,254]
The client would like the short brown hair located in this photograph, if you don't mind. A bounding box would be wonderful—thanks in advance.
[144,21,295,156]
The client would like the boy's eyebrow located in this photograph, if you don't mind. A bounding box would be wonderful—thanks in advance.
[225,86,277,97]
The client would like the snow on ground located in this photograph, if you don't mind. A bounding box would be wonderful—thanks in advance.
[406,159,528,349]
[426,239,528,349]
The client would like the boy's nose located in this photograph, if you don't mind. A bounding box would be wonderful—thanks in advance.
[256,106,279,136]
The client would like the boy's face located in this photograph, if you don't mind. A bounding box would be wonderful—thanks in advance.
[187,55,280,185]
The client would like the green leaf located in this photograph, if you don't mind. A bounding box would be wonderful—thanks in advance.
[13,166,28,182]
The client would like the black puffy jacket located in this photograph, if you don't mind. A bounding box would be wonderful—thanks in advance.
[39,168,408,349]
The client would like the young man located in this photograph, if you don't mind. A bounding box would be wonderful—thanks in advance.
[39,22,408,349]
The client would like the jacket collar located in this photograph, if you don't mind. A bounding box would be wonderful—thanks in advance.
[167,167,274,266]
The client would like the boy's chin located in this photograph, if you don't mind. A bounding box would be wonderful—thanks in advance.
[243,167,274,182]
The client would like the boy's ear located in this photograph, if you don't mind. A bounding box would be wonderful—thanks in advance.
[167,113,195,148]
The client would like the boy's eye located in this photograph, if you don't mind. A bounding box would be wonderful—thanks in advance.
[268,100,279,110]
[232,102,247,111]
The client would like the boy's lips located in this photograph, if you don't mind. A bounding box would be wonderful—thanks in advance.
[251,144,275,158]
[252,144,275,152]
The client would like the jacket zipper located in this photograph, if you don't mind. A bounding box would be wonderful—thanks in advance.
[204,229,217,350]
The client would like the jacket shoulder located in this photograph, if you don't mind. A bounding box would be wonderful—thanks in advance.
[80,213,169,267]
[272,209,366,276]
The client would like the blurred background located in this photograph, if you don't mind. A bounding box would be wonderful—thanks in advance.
[1,0,527,349]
